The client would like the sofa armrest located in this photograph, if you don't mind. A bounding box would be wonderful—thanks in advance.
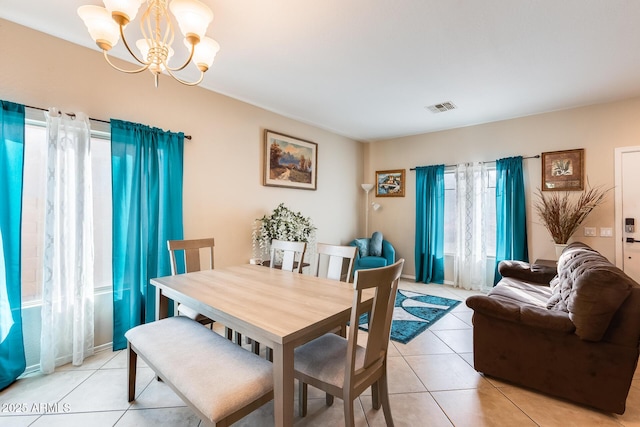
[467,295,575,333]
[520,305,575,333]
[466,295,521,322]
[382,240,395,265]
[498,260,556,285]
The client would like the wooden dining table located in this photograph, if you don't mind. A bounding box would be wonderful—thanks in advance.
[150,263,372,426]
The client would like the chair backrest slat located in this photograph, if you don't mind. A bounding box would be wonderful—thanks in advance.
[269,239,307,273]
[314,243,357,282]
[167,238,215,275]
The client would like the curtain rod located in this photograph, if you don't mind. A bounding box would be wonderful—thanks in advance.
[24,104,192,140]
[410,154,540,171]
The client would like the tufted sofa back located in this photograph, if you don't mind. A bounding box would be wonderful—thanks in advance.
[548,242,640,342]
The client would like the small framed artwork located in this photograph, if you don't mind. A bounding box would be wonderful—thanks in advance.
[263,129,317,190]
[376,169,405,197]
[542,148,584,191]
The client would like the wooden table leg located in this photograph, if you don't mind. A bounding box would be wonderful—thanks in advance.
[155,287,170,320]
[272,342,294,427]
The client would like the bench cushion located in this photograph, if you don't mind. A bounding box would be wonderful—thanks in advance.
[125,316,273,424]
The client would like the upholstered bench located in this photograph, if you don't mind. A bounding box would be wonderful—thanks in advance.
[125,316,274,427]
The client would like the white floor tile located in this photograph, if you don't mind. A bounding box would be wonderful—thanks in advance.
[362,392,453,427]
[428,312,472,331]
[432,328,474,353]
[499,385,621,426]
[361,356,427,396]
[57,349,120,371]
[6,287,633,427]
[30,410,125,427]
[115,407,200,427]
[294,397,368,426]
[129,376,187,409]
[405,353,492,391]
[59,368,155,412]
[0,370,94,411]
[432,388,536,427]
[393,329,455,356]
[0,415,40,426]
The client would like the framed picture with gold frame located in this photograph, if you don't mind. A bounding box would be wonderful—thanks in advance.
[376,169,405,197]
[542,148,584,191]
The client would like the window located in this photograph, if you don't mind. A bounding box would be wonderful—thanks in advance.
[21,110,112,306]
[485,166,497,257]
[443,168,456,254]
[443,166,497,257]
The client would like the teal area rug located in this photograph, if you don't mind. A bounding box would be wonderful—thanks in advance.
[358,289,461,344]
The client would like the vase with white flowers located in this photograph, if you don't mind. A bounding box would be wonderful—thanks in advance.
[252,203,316,262]
[534,184,609,258]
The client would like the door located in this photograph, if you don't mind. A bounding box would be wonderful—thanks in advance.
[615,147,640,283]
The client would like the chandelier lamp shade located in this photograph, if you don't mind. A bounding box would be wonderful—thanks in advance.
[78,0,220,87]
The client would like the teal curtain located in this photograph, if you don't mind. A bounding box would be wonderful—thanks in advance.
[111,119,184,350]
[494,156,529,284]
[415,165,445,284]
[0,100,26,390]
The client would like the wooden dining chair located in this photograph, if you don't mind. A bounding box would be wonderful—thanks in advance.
[269,239,307,273]
[314,243,358,340]
[294,259,405,427]
[251,239,308,360]
[167,238,239,344]
[167,238,215,325]
[314,243,357,282]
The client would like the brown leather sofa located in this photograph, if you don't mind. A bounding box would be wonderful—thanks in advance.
[466,242,640,414]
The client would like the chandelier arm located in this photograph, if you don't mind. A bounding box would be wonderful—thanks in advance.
[164,67,205,86]
[119,25,148,66]
[103,50,152,74]
[164,43,196,72]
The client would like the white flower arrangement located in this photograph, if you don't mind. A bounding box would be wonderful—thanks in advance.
[252,203,316,260]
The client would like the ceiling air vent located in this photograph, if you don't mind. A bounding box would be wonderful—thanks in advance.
[426,102,457,113]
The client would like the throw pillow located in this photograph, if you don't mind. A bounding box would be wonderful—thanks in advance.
[370,232,383,257]
[354,239,369,258]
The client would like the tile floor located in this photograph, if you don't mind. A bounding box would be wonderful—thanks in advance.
[2,281,640,426]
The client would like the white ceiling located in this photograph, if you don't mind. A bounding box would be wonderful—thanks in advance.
[2,0,640,142]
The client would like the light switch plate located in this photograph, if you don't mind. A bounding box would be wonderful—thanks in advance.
[600,227,613,237]
[584,227,596,237]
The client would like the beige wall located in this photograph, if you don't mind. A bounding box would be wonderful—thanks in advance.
[368,97,640,277]
[0,19,364,266]
[1,19,364,365]
[4,17,640,296]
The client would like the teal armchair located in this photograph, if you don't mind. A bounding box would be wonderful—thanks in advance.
[349,237,395,274]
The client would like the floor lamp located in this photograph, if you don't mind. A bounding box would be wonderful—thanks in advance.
[361,183,374,236]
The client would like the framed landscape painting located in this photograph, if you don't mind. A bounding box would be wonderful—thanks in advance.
[376,169,405,197]
[263,130,317,190]
[542,148,584,191]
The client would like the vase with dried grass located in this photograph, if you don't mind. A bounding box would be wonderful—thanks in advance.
[534,184,610,258]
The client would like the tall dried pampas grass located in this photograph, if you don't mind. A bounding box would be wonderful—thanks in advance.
[534,185,610,244]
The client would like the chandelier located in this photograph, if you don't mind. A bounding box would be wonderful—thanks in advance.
[78,0,220,87]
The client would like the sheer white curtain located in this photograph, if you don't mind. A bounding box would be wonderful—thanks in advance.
[0,230,11,342]
[40,109,94,373]
[453,162,491,291]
